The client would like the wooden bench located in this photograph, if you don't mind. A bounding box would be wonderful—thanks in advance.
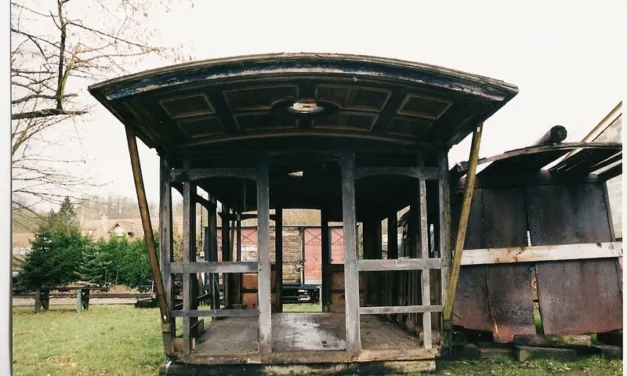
[24,287,109,313]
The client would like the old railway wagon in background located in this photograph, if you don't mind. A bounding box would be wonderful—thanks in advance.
[209,224,347,306]
[89,53,520,374]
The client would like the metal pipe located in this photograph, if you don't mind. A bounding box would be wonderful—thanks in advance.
[533,125,567,146]
[124,125,170,326]
[443,122,484,322]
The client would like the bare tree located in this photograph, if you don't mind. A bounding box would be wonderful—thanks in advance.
[11,0,192,218]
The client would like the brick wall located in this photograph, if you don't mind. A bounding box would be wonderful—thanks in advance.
[214,226,346,284]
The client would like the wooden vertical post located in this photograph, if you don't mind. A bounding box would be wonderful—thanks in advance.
[443,123,483,334]
[409,198,419,329]
[221,207,231,308]
[234,213,243,306]
[237,213,242,261]
[417,156,432,348]
[341,153,361,353]
[438,150,451,331]
[275,207,283,312]
[363,220,374,306]
[257,154,272,354]
[182,158,197,354]
[388,213,398,321]
[159,157,175,354]
[321,210,331,312]
[208,204,219,310]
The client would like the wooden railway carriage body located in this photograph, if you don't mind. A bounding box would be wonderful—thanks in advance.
[89,53,518,374]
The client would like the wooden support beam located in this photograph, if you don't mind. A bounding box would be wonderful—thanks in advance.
[341,153,361,353]
[206,205,220,311]
[159,157,175,354]
[438,150,451,311]
[354,167,439,180]
[360,305,443,315]
[444,122,483,322]
[387,212,398,321]
[358,258,443,271]
[417,156,431,349]
[321,211,331,312]
[170,168,259,182]
[182,157,196,354]
[194,194,215,210]
[461,242,622,265]
[123,124,170,351]
[275,208,283,313]
[221,207,231,308]
[171,262,259,274]
[171,309,260,318]
[257,155,272,354]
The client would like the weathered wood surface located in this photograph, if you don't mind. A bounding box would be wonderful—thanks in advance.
[341,153,361,353]
[170,168,259,182]
[354,167,439,180]
[159,157,175,353]
[360,305,443,315]
[515,346,577,362]
[274,208,283,313]
[256,155,272,354]
[171,262,258,274]
[461,242,622,265]
[358,258,443,271]
[171,309,260,318]
[160,360,437,375]
[186,313,437,363]
[321,212,331,312]
[452,142,622,180]
[513,334,592,348]
[444,123,483,323]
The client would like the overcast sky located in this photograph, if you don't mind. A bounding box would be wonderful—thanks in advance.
[39,0,626,207]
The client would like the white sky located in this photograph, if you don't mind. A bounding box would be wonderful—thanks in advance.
[33,0,627,208]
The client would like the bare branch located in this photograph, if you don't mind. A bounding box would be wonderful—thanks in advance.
[12,108,88,120]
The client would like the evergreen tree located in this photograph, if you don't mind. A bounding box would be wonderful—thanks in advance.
[19,203,89,289]
[76,243,111,285]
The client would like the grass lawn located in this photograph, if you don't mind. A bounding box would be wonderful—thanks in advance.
[12,305,623,376]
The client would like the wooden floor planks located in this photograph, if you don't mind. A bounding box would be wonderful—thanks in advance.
[194,313,421,355]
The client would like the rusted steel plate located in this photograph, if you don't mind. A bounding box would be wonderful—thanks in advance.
[452,264,536,343]
[486,264,536,343]
[537,259,623,335]
[453,188,535,342]
[452,266,491,331]
[481,188,527,248]
[525,183,613,245]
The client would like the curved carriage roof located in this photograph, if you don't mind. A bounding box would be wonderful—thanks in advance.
[89,53,518,156]
[89,53,519,218]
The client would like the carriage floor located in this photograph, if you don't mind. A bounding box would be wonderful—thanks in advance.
[194,312,424,354]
